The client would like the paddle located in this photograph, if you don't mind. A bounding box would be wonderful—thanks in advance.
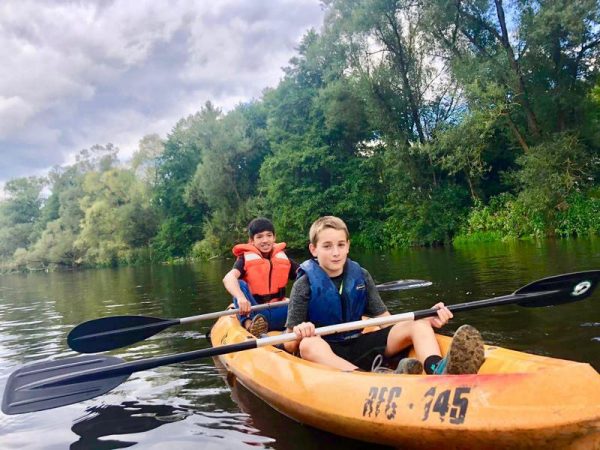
[3,270,598,415]
[67,279,432,354]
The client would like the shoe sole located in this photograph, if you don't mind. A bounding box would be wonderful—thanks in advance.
[445,325,485,375]
[249,315,268,337]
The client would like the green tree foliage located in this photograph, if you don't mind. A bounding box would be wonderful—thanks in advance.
[75,168,158,266]
[0,144,159,270]
[0,177,45,259]
[185,101,272,256]
[131,133,165,185]
[26,163,89,268]
[422,0,600,241]
[151,103,218,258]
[1,1,599,270]
[185,104,268,213]
[455,193,547,241]
[260,30,387,248]
[513,134,593,211]
[555,190,600,236]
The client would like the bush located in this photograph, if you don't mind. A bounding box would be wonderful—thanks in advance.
[150,217,195,260]
[385,183,471,247]
[455,193,545,240]
[555,190,600,237]
[351,219,388,250]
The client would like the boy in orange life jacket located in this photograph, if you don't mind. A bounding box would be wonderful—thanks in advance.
[223,217,299,336]
[284,216,485,375]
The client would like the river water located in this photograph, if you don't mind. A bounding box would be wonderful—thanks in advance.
[1,238,599,449]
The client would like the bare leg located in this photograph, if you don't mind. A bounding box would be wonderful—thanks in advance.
[299,336,357,371]
[384,320,441,362]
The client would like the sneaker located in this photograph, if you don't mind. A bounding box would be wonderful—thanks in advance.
[248,314,268,337]
[395,358,423,374]
[371,354,423,375]
[434,324,485,375]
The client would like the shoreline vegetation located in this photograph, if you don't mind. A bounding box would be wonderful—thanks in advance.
[1,1,599,274]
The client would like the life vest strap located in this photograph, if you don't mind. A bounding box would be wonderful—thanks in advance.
[254,287,286,304]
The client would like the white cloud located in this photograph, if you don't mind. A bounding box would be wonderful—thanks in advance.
[0,0,324,184]
[0,95,36,135]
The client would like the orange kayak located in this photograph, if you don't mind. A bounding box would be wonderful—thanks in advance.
[210,314,600,449]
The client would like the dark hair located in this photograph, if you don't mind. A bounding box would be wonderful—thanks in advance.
[248,217,275,237]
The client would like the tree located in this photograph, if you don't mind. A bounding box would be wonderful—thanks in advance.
[185,102,272,255]
[131,133,165,185]
[75,168,158,265]
[0,176,45,258]
[151,103,218,258]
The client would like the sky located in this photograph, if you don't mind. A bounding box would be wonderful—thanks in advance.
[0,0,325,192]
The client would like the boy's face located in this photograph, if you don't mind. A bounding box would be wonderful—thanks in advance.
[309,227,349,277]
[250,230,275,255]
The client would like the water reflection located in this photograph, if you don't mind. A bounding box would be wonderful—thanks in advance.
[214,359,391,450]
[70,401,190,450]
[0,238,599,448]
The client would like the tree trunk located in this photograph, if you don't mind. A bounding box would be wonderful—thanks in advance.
[493,0,542,138]
[504,112,530,153]
[379,13,427,144]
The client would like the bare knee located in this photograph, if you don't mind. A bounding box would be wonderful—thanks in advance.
[387,320,435,355]
[299,336,325,361]
[411,319,435,338]
[390,319,433,342]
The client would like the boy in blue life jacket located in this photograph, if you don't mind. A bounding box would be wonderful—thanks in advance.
[223,217,299,336]
[284,216,485,375]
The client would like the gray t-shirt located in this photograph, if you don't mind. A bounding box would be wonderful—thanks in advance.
[285,267,388,329]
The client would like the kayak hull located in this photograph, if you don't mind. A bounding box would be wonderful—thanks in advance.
[211,315,600,449]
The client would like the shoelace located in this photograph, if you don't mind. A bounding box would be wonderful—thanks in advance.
[370,354,394,373]
[371,354,384,372]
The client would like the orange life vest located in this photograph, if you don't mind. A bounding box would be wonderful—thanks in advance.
[232,242,291,303]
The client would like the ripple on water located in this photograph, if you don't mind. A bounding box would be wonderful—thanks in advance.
[182,387,232,397]
[7,305,40,312]
[1,245,598,449]
[159,330,209,340]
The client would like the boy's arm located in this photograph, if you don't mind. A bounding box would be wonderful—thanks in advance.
[284,275,312,353]
[361,269,396,327]
[363,269,388,317]
[222,268,252,315]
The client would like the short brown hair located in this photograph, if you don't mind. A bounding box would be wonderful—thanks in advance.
[309,216,349,245]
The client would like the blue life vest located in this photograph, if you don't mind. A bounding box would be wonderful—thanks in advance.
[299,258,367,342]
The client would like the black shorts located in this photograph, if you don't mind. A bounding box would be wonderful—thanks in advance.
[328,327,409,371]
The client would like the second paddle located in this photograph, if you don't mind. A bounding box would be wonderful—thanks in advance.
[68,278,432,353]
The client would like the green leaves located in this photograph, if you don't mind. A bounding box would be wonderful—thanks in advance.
[0,176,45,259]
[2,1,600,270]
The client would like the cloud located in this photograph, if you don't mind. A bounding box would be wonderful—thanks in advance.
[0,0,324,187]
[0,96,36,135]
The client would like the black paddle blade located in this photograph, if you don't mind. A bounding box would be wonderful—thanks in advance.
[2,355,128,415]
[68,316,179,353]
[515,270,600,307]
[376,279,432,291]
